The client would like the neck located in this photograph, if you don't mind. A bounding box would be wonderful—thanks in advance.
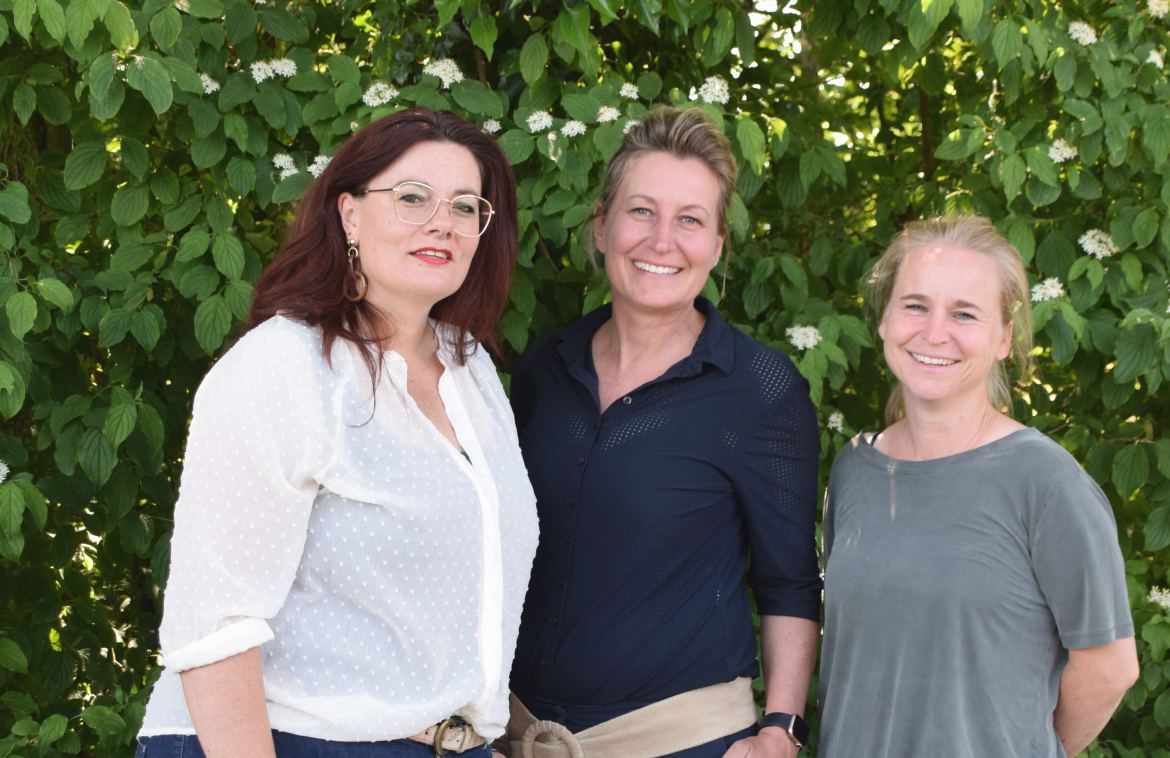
[599,301,705,370]
[889,393,1015,460]
[373,300,437,361]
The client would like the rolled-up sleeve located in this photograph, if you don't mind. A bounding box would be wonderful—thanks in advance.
[159,320,331,671]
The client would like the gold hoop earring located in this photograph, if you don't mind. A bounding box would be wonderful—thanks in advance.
[345,238,368,302]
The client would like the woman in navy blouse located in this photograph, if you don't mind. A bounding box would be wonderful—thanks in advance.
[505,107,821,758]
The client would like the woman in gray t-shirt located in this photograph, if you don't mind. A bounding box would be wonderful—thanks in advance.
[819,215,1137,758]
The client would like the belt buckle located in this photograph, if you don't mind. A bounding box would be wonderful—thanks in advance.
[432,715,465,756]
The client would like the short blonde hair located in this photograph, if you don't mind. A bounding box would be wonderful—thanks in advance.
[583,106,737,257]
[865,215,1033,424]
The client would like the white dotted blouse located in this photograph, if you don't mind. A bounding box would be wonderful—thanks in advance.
[139,315,539,742]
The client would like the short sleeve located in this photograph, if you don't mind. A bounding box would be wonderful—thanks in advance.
[159,318,332,671]
[1030,462,1134,650]
[735,353,822,620]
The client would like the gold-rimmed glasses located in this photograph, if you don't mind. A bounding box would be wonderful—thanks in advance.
[361,181,495,238]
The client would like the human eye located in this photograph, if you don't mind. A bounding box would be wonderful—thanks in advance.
[680,214,702,226]
[904,302,926,313]
[954,310,976,321]
[395,183,432,205]
[450,197,479,217]
[630,206,653,219]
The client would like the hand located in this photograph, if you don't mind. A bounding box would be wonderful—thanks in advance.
[722,727,799,758]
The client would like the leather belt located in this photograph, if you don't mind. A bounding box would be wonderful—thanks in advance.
[407,716,487,756]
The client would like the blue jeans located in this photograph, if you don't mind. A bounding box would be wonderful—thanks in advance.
[135,731,494,757]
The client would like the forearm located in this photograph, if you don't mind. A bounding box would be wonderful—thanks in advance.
[1053,637,1139,757]
[759,615,818,714]
[180,647,276,758]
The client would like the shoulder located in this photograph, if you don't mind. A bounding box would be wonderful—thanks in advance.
[724,328,810,411]
[512,327,569,381]
[197,316,325,402]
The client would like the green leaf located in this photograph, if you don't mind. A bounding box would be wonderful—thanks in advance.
[130,309,161,350]
[103,0,137,49]
[1113,325,1157,382]
[184,0,224,18]
[38,714,68,746]
[212,233,245,279]
[1155,439,1170,480]
[65,0,99,48]
[1112,443,1149,498]
[149,6,181,48]
[0,639,27,673]
[999,154,1026,200]
[1133,208,1159,249]
[110,184,150,226]
[5,291,36,339]
[78,428,116,486]
[1146,504,1170,552]
[176,227,211,262]
[35,278,74,310]
[451,80,504,118]
[955,0,982,36]
[226,157,257,195]
[13,0,34,40]
[258,7,308,42]
[1155,689,1170,729]
[991,19,1022,70]
[125,56,173,115]
[934,127,984,160]
[561,93,600,123]
[64,141,107,190]
[470,14,498,59]
[519,34,549,84]
[0,183,31,224]
[103,402,137,448]
[224,279,253,320]
[38,0,66,42]
[497,130,535,164]
[1024,146,1059,188]
[0,483,24,537]
[271,172,313,203]
[80,705,125,736]
[12,83,35,125]
[191,131,227,169]
[735,117,766,174]
[97,308,131,347]
[194,295,232,354]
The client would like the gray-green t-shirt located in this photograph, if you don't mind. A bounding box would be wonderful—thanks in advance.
[819,428,1133,758]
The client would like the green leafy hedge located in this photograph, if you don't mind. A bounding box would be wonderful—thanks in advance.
[0,0,1167,755]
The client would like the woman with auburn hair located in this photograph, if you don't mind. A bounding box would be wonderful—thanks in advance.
[137,109,538,758]
[818,215,1137,758]
[506,106,820,758]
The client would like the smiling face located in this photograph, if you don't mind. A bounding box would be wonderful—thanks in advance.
[594,151,725,316]
[337,140,482,318]
[878,244,1013,413]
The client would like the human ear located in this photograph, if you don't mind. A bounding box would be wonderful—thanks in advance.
[337,192,358,238]
[996,320,1013,361]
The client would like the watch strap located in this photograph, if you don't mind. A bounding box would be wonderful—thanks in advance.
[760,711,809,749]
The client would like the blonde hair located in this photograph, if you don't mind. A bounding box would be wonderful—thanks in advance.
[583,106,737,257]
[865,215,1033,424]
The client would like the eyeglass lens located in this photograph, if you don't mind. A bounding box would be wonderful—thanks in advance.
[393,182,491,236]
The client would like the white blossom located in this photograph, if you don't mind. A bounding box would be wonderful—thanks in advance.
[483,119,502,134]
[308,155,331,177]
[561,120,587,137]
[423,58,464,89]
[1030,277,1066,303]
[526,111,553,133]
[250,60,274,83]
[1151,586,1170,612]
[597,106,621,123]
[620,82,640,99]
[362,82,398,107]
[827,412,845,433]
[1078,228,1119,259]
[0,459,8,484]
[200,73,220,95]
[270,58,297,77]
[273,153,298,180]
[786,325,822,351]
[698,75,730,105]
[1048,139,1078,164]
[1150,0,1169,19]
[1148,49,1165,70]
[623,119,639,134]
[1068,21,1097,46]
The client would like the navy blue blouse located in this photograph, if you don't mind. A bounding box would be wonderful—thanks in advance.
[509,298,821,730]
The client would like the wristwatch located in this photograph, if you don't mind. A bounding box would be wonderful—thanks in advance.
[760,711,809,749]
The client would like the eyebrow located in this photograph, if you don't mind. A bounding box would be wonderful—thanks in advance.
[397,179,482,196]
[625,194,711,214]
[899,293,985,311]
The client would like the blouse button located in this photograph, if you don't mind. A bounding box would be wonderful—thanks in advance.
[539,658,551,668]
[576,456,585,465]
[622,396,632,405]
[568,496,577,507]
[549,616,559,626]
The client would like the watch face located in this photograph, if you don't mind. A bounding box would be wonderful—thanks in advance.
[762,712,808,748]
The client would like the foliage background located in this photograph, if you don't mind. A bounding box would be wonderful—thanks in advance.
[0,0,1168,754]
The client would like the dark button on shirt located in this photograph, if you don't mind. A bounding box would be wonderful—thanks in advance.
[509,298,821,731]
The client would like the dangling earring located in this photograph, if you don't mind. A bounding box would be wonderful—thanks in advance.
[345,238,368,302]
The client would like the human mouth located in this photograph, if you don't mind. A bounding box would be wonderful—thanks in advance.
[910,352,956,366]
[410,248,452,265]
[632,260,681,275]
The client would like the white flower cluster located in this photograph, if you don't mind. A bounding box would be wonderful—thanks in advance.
[1149,49,1165,70]
[362,82,398,108]
[698,75,730,105]
[1150,586,1170,612]
[0,458,8,484]
[1048,139,1077,164]
[251,58,297,83]
[620,82,639,99]
[561,120,586,137]
[1030,277,1066,302]
[483,119,501,134]
[597,106,621,123]
[827,412,845,433]
[1068,21,1097,46]
[527,111,553,133]
[1078,228,1119,259]
[786,325,822,351]
[273,153,298,180]
[623,120,639,134]
[1151,0,1169,19]
[423,58,464,89]
[200,73,220,95]
[308,155,331,177]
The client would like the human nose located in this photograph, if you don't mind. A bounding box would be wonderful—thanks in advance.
[424,200,455,236]
[650,217,673,253]
[923,310,949,343]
